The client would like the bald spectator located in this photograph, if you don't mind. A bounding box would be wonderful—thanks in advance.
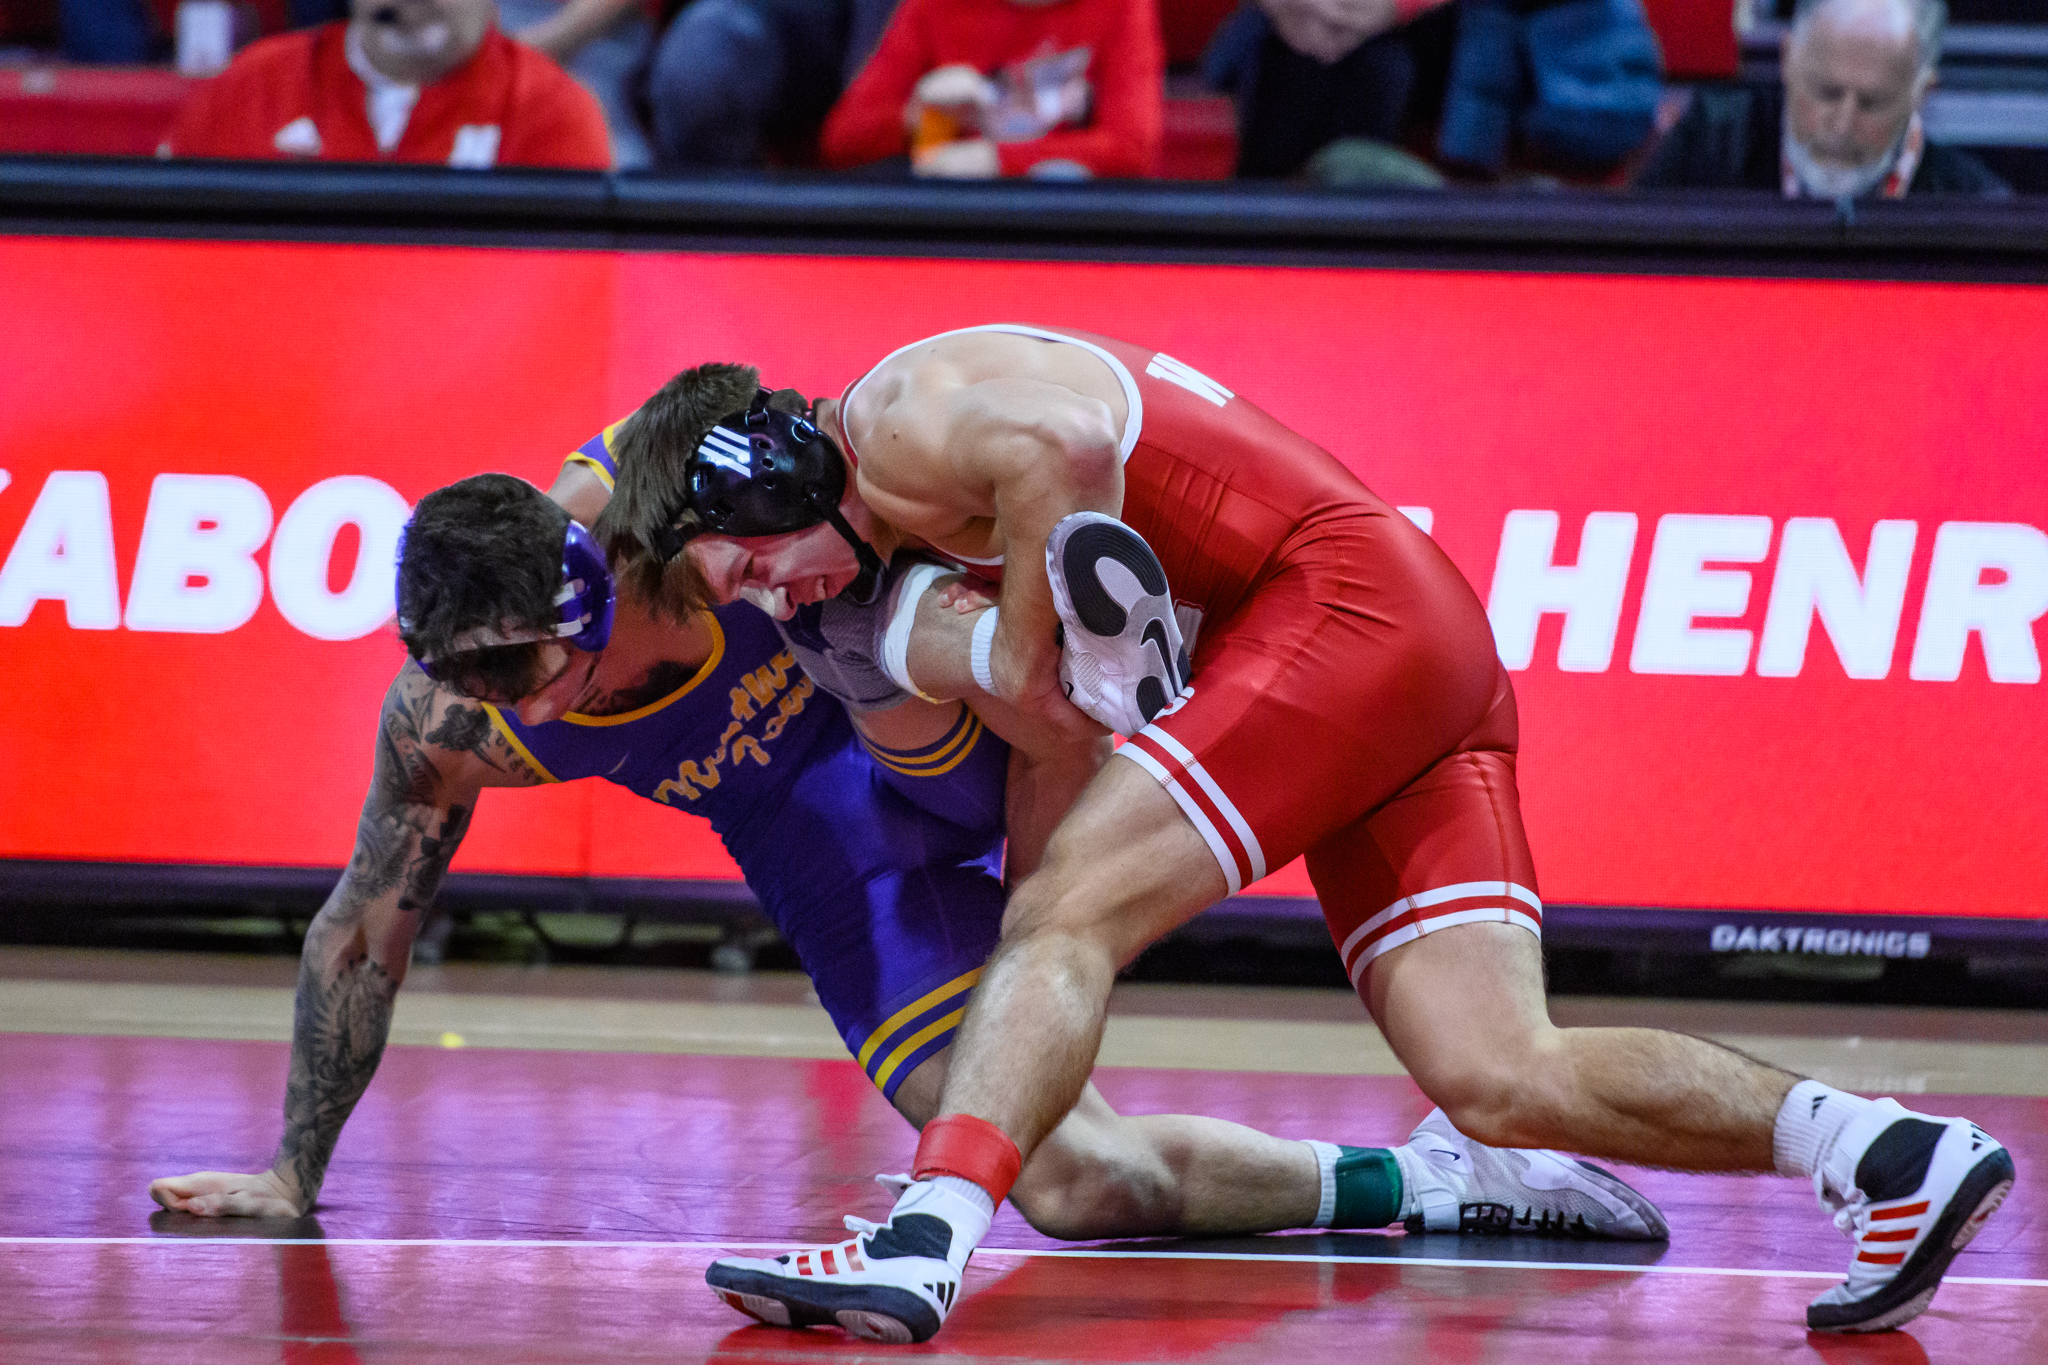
[160,0,611,169]
[1636,0,2009,199]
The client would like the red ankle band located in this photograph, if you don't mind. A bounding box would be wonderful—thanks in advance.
[913,1114,1023,1205]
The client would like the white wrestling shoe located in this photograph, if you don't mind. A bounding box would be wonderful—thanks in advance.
[1045,511,1188,737]
[1401,1109,1670,1240]
[1806,1099,2013,1332]
[706,1176,988,1344]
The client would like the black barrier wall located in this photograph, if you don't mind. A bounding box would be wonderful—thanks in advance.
[4,156,2048,278]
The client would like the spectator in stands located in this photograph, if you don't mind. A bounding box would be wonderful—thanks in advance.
[817,0,1163,179]
[58,0,156,62]
[1435,0,1661,176]
[645,0,898,168]
[498,0,656,168]
[159,0,611,169]
[1636,0,2010,198]
[1209,0,1661,181]
[1206,0,1453,178]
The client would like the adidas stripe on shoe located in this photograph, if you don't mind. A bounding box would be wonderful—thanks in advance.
[1045,511,1188,738]
[706,1176,988,1345]
[1807,1100,2014,1332]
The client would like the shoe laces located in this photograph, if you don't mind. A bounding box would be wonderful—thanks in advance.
[1817,1173,1872,1240]
[842,1174,917,1239]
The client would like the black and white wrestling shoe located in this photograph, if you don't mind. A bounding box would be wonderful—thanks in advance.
[1401,1109,1670,1240]
[1045,511,1189,737]
[706,1176,986,1344]
[1806,1099,2013,1332]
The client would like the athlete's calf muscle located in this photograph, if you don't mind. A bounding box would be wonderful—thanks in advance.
[890,1050,1319,1242]
[1365,921,1788,1168]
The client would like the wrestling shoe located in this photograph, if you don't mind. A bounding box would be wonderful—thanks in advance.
[706,1176,987,1344]
[1400,1109,1669,1239]
[1806,1100,2013,1332]
[1045,511,1188,737]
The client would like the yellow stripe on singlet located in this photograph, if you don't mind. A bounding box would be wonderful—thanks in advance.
[861,711,985,778]
[855,967,982,1073]
[480,704,561,784]
[560,615,725,727]
[561,416,634,491]
[872,1007,970,1093]
[563,453,615,491]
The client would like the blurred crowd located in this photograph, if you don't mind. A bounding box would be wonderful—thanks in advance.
[0,0,2031,195]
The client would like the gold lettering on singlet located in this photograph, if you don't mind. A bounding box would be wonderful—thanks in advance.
[759,677,814,742]
[740,652,795,708]
[652,661,809,805]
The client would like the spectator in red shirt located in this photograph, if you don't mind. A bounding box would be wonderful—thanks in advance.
[821,0,1163,179]
[159,0,611,169]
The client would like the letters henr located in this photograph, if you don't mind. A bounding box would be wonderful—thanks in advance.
[1485,512,2048,684]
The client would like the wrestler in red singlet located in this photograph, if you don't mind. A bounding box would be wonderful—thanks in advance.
[839,324,1538,986]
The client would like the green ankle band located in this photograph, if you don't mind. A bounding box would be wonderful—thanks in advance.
[1330,1146,1403,1229]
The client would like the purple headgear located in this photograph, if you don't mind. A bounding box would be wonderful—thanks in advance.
[555,520,615,651]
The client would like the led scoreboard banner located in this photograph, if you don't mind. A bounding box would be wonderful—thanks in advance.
[2,236,2043,955]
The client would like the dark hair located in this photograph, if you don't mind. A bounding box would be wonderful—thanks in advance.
[593,361,763,620]
[396,473,569,698]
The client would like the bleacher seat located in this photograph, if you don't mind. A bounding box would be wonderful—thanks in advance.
[1160,93,1236,179]
[1162,0,1243,67]
[0,66,198,156]
[1640,0,1738,79]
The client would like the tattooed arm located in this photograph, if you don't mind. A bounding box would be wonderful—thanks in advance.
[148,663,541,1217]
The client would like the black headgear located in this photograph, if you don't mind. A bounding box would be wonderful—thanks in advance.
[650,388,885,603]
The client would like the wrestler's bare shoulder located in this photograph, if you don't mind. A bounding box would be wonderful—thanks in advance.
[852,331,1126,437]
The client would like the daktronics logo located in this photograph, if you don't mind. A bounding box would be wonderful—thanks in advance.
[1485,511,2047,683]
[1710,923,1932,959]
[0,469,409,641]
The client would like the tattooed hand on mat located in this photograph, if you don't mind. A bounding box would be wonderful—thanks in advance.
[146,665,541,1216]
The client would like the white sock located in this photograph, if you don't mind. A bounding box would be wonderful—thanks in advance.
[1390,1143,1430,1221]
[969,610,1000,694]
[1773,1079,1876,1180]
[925,1174,996,1221]
[1302,1140,1340,1228]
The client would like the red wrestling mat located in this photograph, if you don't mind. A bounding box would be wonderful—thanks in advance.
[1,1033,2041,1362]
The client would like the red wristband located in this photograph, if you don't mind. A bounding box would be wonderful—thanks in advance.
[913,1113,1023,1205]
